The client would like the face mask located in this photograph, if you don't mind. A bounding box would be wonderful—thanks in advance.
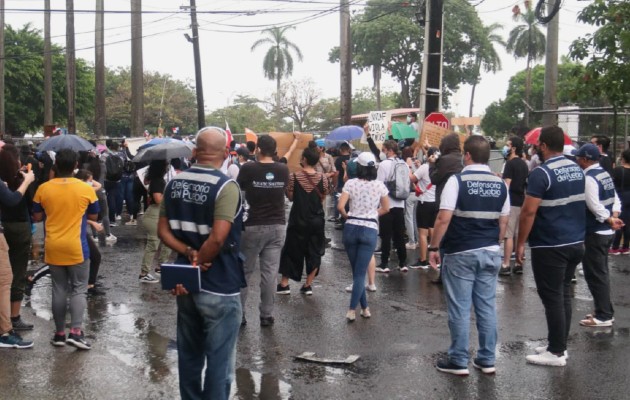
[461,156,466,166]
[502,146,510,158]
[379,152,387,161]
[527,148,534,156]
[406,116,412,124]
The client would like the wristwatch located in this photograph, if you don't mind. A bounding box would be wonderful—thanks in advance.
[428,246,439,252]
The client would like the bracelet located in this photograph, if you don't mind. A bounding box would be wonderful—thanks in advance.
[428,246,439,252]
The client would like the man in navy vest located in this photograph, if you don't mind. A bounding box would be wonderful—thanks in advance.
[517,126,586,367]
[429,135,509,376]
[573,143,623,327]
[158,127,245,400]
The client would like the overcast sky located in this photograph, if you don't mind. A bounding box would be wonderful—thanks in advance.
[6,0,595,125]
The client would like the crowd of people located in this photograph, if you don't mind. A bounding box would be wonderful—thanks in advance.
[0,121,627,399]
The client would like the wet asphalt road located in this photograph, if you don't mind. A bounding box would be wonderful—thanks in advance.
[2,219,630,400]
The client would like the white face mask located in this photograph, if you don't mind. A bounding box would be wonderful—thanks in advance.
[406,116,412,123]
[379,152,387,161]
[528,148,534,156]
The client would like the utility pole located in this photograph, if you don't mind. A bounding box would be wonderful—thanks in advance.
[131,0,144,137]
[44,0,52,126]
[419,0,444,120]
[65,0,76,134]
[0,0,5,136]
[339,0,352,125]
[541,0,559,127]
[184,0,205,130]
[95,0,106,138]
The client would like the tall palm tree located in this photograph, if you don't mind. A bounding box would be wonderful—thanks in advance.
[251,26,303,124]
[469,23,505,117]
[506,3,545,126]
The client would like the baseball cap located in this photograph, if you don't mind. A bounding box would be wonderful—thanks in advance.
[572,143,600,160]
[357,152,376,167]
[563,144,576,157]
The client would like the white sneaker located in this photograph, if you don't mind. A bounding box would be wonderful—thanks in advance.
[526,351,566,366]
[366,284,377,292]
[375,266,390,273]
[139,273,159,283]
[105,234,117,244]
[405,242,417,250]
[535,346,568,359]
[116,214,122,221]
[345,284,353,293]
[126,218,137,226]
[346,310,356,322]
[360,308,371,318]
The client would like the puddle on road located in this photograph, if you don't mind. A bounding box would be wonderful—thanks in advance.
[231,368,292,400]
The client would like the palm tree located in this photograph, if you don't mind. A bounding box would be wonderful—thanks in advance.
[507,3,545,126]
[469,23,505,118]
[251,26,303,124]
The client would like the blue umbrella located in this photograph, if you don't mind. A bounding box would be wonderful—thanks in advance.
[37,134,94,152]
[326,125,364,141]
[137,137,174,151]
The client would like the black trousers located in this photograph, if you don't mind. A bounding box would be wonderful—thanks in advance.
[531,243,584,354]
[87,235,101,286]
[583,233,615,321]
[378,207,406,266]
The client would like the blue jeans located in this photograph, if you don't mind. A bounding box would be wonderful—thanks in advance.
[442,249,501,367]
[343,224,378,309]
[177,292,242,400]
[104,180,121,222]
[121,176,136,217]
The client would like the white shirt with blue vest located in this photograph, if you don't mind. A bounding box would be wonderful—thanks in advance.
[526,155,586,248]
[584,163,621,236]
[439,164,510,255]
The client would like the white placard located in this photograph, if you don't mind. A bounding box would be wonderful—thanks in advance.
[367,111,388,143]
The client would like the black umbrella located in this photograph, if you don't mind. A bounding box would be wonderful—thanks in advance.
[37,134,94,152]
[132,141,193,162]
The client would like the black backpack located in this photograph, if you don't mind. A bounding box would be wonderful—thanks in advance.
[105,154,124,181]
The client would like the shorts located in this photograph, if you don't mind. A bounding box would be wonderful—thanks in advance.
[416,201,438,229]
[505,206,522,239]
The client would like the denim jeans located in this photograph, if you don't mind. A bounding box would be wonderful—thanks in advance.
[121,175,136,217]
[531,244,584,354]
[582,233,614,321]
[177,292,241,400]
[240,224,286,318]
[442,249,502,367]
[104,180,121,223]
[343,224,378,310]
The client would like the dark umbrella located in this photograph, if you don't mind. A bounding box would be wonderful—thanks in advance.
[326,125,364,141]
[37,134,94,152]
[133,141,193,163]
[137,137,175,151]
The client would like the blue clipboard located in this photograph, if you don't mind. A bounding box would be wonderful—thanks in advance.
[160,263,201,293]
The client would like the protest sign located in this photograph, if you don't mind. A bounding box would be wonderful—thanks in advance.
[362,111,388,144]
[269,132,313,173]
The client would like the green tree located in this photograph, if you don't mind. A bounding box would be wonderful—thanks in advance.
[329,0,485,108]
[251,26,303,124]
[506,2,546,127]
[206,95,275,135]
[469,23,505,117]
[569,0,630,156]
[3,23,94,135]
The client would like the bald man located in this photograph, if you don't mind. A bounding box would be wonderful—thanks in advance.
[158,127,245,400]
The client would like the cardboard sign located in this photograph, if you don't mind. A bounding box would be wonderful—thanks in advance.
[420,122,451,147]
[451,116,481,126]
[367,111,388,143]
[269,132,313,173]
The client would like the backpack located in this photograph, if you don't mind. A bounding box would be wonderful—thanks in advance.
[123,158,136,174]
[384,158,411,200]
[105,153,124,181]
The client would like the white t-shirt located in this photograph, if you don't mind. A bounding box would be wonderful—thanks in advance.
[376,157,405,208]
[414,163,436,203]
[343,178,389,231]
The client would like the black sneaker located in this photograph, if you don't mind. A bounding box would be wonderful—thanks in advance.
[571,275,577,284]
[260,316,275,327]
[66,331,91,350]
[472,358,496,374]
[499,265,512,276]
[513,264,524,274]
[276,284,290,295]
[12,317,34,331]
[300,285,313,295]
[25,282,34,297]
[373,247,382,255]
[410,259,430,270]
[241,315,247,327]
[50,333,66,347]
[87,287,106,296]
[436,359,469,376]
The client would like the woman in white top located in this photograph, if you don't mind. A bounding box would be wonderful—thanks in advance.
[337,152,389,322]
[410,147,439,268]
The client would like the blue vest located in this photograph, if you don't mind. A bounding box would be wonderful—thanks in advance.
[529,156,586,247]
[442,170,508,254]
[585,166,616,234]
[163,166,246,295]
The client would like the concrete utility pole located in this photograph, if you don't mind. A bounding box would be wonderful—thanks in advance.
[131,0,144,137]
[95,0,106,138]
[65,0,76,134]
[0,0,5,136]
[542,0,559,127]
[44,0,53,126]
[339,0,352,125]
[420,0,444,119]
[185,0,205,130]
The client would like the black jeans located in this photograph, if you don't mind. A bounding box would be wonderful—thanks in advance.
[583,233,615,321]
[612,210,630,249]
[87,236,101,286]
[531,243,584,354]
[378,207,406,266]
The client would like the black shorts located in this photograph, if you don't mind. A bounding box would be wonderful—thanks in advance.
[416,201,438,229]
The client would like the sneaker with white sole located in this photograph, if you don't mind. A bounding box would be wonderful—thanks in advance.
[360,308,371,318]
[436,359,469,376]
[410,259,430,269]
[405,242,417,250]
[105,234,117,244]
[398,265,409,272]
[0,331,33,349]
[472,359,496,374]
[139,274,159,283]
[67,331,91,350]
[346,310,356,322]
[375,264,390,273]
[579,315,613,327]
[534,346,568,359]
[366,284,377,292]
[526,351,566,366]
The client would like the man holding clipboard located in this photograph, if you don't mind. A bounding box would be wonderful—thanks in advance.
[158,127,245,400]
